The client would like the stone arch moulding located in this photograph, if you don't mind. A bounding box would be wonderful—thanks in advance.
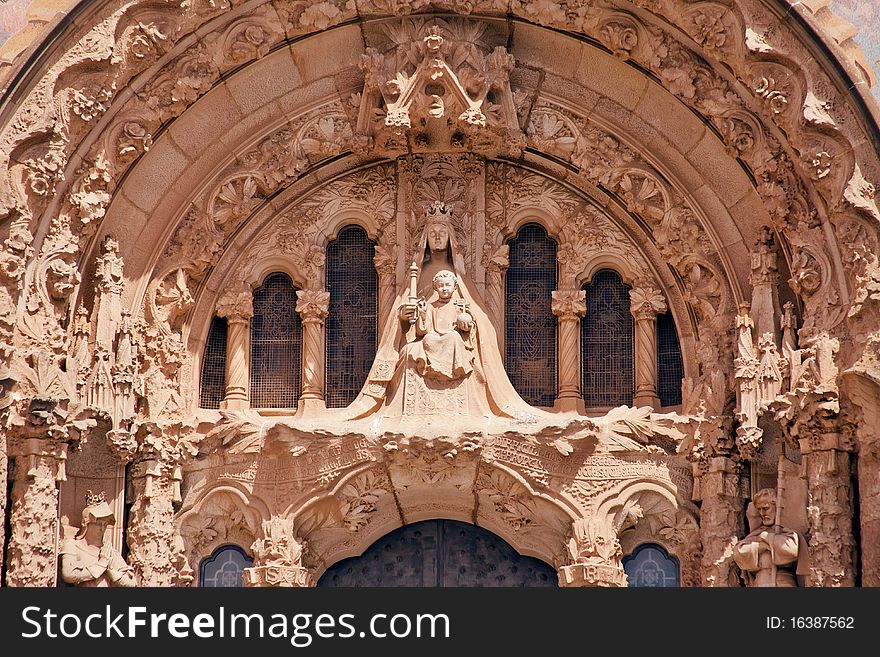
[2,1,879,589]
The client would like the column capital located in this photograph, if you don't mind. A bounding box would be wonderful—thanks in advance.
[629,285,667,320]
[551,288,586,320]
[244,517,316,587]
[216,284,253,321]
[295,288,330,322]
[557,517,627,587]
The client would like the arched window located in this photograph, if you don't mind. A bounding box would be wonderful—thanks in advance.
[657,311,683,406]
[250,272,301,408]
[326,225,378,407]
[200,545,252,587]
[505,223,557,407]
[200,316,227,409]
[623,543,680,587]
[582,269,633,407]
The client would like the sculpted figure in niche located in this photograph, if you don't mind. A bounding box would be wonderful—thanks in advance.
[348,201,537,422]
[59,491,137,587]
[399,269,475,382]
[733,488,809,587]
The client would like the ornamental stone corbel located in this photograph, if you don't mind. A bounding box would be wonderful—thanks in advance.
[557,516,628,587]
[244,517,315,587]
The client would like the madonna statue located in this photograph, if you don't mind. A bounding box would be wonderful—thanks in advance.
[347,201,540,426]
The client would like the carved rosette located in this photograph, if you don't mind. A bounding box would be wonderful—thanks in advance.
[552,289,586,408]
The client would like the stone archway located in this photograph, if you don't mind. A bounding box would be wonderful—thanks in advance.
[316,519,558,587]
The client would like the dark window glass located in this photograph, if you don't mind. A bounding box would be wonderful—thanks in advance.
[200,316,227,409]
[326,226,378,407]
[505,223,557,407]
[250,273,301,408]
[200,545,252,588]
[657,311,683,406]
[582,269,633,407]
[623,543,680,587]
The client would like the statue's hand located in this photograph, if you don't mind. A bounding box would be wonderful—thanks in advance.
[399,301,419,322]
[455,313,473,331]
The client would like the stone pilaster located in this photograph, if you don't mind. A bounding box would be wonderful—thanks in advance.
[699,453,746,587]
[127,422,195,587]
[216,285,253,411]
[629,285,667,409]
[551,289,586,413]
[798,416,857,586]
[295,288,330,417]
[5,435,67,586]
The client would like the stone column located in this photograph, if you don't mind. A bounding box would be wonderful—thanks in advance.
[5,435,68,586]
[374,244,397,327]
[629,285,667,409]
[127,422,194,587]
[798,415,857,586]
[484,244,509,344]
[551,289,586,413]
[557,518,628,587]
[698,453,745,586]
[295,288,330,417]
[243,517,315,587]
[216,285,253,411]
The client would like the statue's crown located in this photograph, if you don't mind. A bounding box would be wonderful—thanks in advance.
[85,489,107,507]
[426,200,453,221]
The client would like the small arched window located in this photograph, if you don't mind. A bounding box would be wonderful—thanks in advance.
[250,272,301,408]
[657,311,683,407]
[326,225,378,407]
[200,316,227,409]
[623,543,680,587]
[504,223,557,407]
[200,545,253,588]
[582,269,633,407]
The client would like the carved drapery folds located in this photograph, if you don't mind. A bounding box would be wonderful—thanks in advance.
[629,285,667,410]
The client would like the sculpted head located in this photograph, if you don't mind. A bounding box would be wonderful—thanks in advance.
[752,488,777,527]
[427,221,450,253]
[75,491,115,541]
[433,270,457,299]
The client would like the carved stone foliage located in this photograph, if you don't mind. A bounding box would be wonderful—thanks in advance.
[239,163,396,286]
[245,516,314,587]
[485,162,650,288]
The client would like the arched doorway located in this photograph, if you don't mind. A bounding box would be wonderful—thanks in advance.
[317,520,558,587]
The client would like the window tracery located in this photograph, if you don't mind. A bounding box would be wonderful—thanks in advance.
[199,316,227,409]
[250,272,301,408]
[504,223,557,407]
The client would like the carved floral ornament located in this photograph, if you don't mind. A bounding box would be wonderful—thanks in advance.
[0,1,873,371]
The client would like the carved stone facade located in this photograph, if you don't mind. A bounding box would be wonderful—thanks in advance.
[0,1,878,589]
